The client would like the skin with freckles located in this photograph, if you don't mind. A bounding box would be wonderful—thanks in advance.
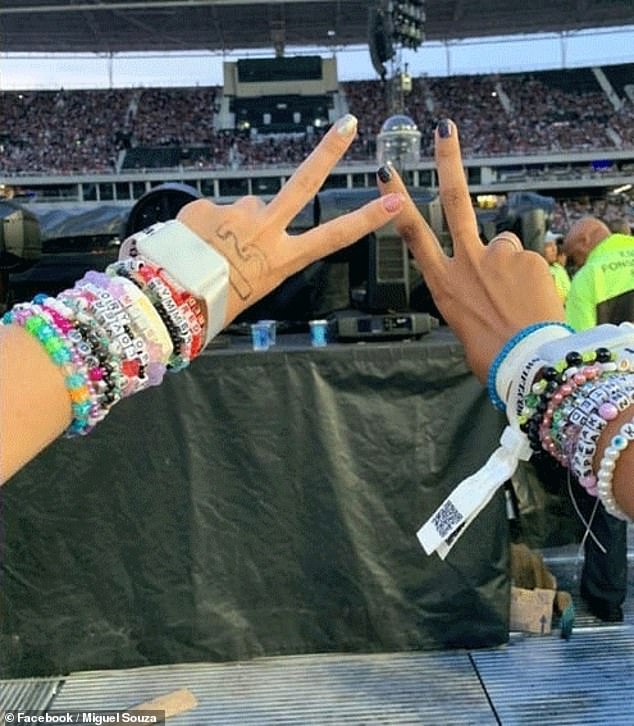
[377,118,634,519]
[0,114,404,485]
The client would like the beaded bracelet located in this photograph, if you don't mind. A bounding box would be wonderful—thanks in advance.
[138,265,202,361]
[518,348,616,453]
[595,414,634,521]
[83,270,173,366]
[518,348,614,422]
[488,321,575,411]
[42,294,125,428]
[34,298,108,433]
[109,258,202,370]
[1,306,94,435]
[58,282,148,407]
[567,380,634,483]
[146,265,205,357]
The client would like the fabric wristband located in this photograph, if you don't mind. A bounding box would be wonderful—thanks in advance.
[416,425,532,559]
[495,323,574,415]
[119,220,230,346]
[536,323,634,367]
[418,324,634,559]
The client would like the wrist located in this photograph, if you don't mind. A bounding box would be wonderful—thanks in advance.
[488,321,574,412]
[120,220,229,346]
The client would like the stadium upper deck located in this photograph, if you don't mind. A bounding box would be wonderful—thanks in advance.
[1,64,632,203]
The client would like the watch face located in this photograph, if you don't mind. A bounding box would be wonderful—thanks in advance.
[124,183,201,237]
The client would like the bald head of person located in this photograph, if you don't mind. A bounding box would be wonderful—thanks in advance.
[563,217,611,269]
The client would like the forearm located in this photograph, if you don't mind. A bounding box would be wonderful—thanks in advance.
[0,324,71,485]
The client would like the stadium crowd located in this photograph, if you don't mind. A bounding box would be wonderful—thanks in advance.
[551,194,634,235]
[0,64,632,174]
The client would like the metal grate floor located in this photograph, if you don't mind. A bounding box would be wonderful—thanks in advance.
[50,652,497,726]
[474,627,634,726]
[2,542,633,725]
[0,677,60,714]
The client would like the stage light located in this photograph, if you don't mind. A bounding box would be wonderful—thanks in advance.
[376,114,421,171]
[612,183,632,195]
[387,0,426,50]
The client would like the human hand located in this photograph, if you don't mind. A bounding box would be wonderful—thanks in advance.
[176,114,404,326]
[377,119,564,382]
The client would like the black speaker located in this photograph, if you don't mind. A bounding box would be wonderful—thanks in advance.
[317,188,445,314]
[368,4,394,78]
[123,182,202,238]
[520,207,547,253]
[366,221,410,311]
[0,200,42,272]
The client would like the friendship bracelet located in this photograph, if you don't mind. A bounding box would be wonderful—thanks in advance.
[595,414,634,521]
[488,321,574,411]
[119,219,228,345]
[110,258,199,370]
[78,272,170,391]
[85,270,173,366]
[137,262,204,360]
[518,348,616,453]
[1,306,94,435]
[569,382,634,483]
[79,282,153,398]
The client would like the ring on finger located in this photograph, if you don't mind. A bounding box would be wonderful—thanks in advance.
[488,234,523,253]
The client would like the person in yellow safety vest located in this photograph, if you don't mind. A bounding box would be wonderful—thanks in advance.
[563,217,634,332]
[542,231,571,304]
[561,216,634,623]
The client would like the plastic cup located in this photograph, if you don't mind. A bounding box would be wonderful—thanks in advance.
[258,319,277,346]
[251,321,271,351]
[309,319,329,347]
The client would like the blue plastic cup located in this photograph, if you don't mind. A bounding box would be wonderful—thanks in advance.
[251,321,271,351]
[258,319,277,346]
[309,319,329,347]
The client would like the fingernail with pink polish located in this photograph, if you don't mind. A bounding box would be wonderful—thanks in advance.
[335,114,357,137]
[382,193,403,213]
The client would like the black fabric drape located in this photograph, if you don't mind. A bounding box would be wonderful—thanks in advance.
[1,328,509,678]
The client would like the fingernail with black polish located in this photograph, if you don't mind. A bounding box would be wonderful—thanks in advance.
[437,119,452,138]
[377,165,392,183]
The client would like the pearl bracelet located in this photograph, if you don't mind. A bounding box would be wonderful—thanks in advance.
[595,414,634,521]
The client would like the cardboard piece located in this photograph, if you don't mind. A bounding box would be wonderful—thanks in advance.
[510,586,556,634]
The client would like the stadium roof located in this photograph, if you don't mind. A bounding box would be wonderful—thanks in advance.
[1,0,632,54]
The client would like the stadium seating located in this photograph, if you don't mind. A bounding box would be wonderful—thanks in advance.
[0,64,633,174]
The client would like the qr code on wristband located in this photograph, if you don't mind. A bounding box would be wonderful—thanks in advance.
[431,500,464,539]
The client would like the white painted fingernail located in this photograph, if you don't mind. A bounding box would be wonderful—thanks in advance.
[335,114,357,137]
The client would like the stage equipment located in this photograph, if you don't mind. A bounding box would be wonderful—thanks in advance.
[369,3,395,79]
[0,200,42,272]
[316,187,444,320]
[331,310,438,341]
[123,182,202,238]
[388,0,426,50]
[361,114,423,312]
[491,191,556,253]
[376,114,421,169]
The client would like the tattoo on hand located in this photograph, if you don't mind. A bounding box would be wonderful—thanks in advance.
[214,224,269,301]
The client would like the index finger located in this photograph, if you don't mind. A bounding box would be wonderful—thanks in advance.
[435,119,481,255]
[265,114,358,229]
